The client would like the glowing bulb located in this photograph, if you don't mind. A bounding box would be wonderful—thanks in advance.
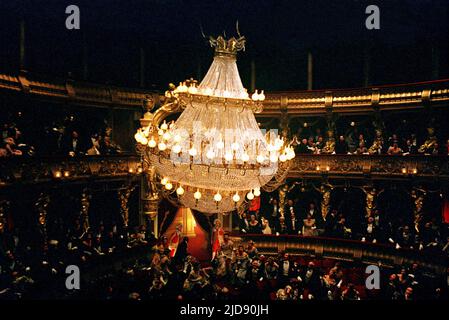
[172,144,182,154]
[188,86,198,94]
[174,134,182,143]
[251,90,259,101]
[232,193,240,203]
[254,188,261,197]
[279,154,287,162]
[258,90,265,101]
[140,137,148,145]
[205,88,213,96]
[165,182,173,190]
[176,186,185,195]
[247,191,254,200]
[231,142,239,151]
[206,150,215,159]
[188,147,197,157]
[241,153,250,162]
[224,152,233,161]
[194,190,202,200]
[158,142,167,151]
[270,153,278,162]
[158,129,164,136]
[214,192,222,202]
[134,132,141,142]
[216,141,224,149]
[256,154,265,163]
[161,177,168,185]
[162,132,171,140]
[161,121,168,130]
[148,138,157,148]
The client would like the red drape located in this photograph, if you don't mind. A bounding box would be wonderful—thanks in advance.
[249,197,261,212]
[442,198,449,224]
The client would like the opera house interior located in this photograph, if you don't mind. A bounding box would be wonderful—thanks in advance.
[0,1,449,304]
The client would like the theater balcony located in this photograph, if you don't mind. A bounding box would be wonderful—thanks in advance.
[231,234,447,275]
[0,154,142,187]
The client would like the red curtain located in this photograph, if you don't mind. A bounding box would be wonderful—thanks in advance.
[442,198,449,224]
[249,197,261,212]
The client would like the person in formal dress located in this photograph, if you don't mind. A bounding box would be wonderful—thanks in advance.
[387,142,403,155]
[335,135,348,154]
[168,223,183,258]
[305,202,323,229]
[261,217,272,234]
[275,216,289,235]
[248,214,262,234]
[220,233,234,259]
[267,198,280,227]
[361,216,378,243]
[302,214,317,237]
[211,219,224,261]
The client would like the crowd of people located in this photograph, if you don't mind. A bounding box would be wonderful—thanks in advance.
[76,234,448,301]
[1,113,122,158]
[237,198,449,256]
[292,125,449,156]
[1,209,448,301]
[0,218,154,299]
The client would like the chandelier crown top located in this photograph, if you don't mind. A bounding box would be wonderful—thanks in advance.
[209,34,246,57]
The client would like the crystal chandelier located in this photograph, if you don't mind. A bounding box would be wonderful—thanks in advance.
[135,33,295,213]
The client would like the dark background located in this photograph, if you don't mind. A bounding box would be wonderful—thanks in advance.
[0,0,448,91]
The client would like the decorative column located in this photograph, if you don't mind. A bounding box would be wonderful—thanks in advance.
[141,166,160,236]
[411,187,427,232]
[361,185,384,217]
[314,183,333,220]
[80,188,91,233]
[118,184,136,228]
[35,193,50,248]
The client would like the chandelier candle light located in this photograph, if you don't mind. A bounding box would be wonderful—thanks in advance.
[135,32,295,213]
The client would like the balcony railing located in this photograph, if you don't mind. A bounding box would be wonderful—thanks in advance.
[233,234,447,274]
[288,154,449,181]
[0,154,142,187]
[1,154,448,187]
[1,72,449,114]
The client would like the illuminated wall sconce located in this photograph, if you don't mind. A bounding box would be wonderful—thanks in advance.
[316,165,320,171]
[401,167,407,174]
[325,166,330,172]
[54,171,62,178]
[137,167,143,174]
[128,168,134,174]
[63,171,70,177]
[412,168,417,174]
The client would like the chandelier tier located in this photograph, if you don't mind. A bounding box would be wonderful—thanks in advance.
[135,33,295,213]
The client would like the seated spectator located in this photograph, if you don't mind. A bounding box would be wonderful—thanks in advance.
[2,137,22,157]
[296,138,312,154]
[403,139,418,155]
[302,213,317,237]
[248,214,262,234]
[63,130,85,156]
[361,216,379,243]
[355,140,368,154]
[275,216,289,235]
[315,136,324,153]
[335,135,348,154]
[387,142,403,155]
[100,135,121,155]
[261,217,272,234]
